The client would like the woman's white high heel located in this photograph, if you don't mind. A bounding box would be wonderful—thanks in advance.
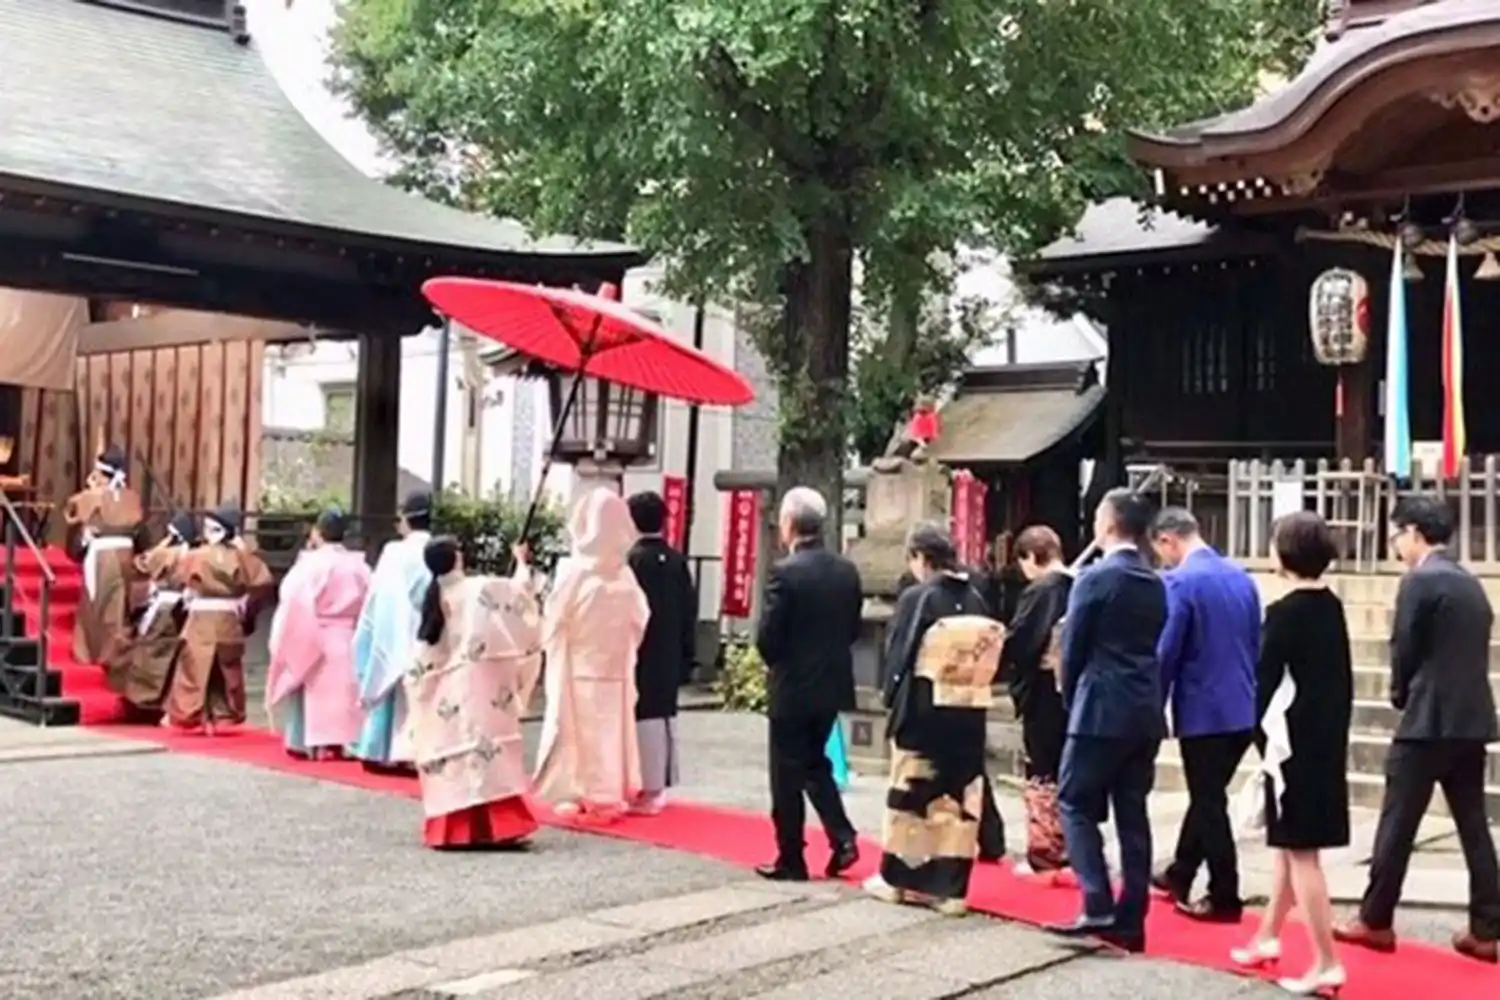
[1277,965,1346,997]
[1229,938,1281,968]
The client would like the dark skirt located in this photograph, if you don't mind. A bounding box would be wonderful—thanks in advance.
[1265,766,1350,851]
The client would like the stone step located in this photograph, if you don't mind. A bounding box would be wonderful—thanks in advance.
[1254,572,1500,607]
[1353,665,1500,702]
[1351,636,1500,670]
[1154,739,1500,822]
[1353,698,1500,734]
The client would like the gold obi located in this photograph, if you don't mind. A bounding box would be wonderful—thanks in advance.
[915,615,1005,709]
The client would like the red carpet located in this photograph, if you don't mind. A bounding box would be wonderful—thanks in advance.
[4,546,125,723]
[91,722,1495,999]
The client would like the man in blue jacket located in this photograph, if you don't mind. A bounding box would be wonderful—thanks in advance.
[1149,508,1261,922]
[1046,488,1167,953]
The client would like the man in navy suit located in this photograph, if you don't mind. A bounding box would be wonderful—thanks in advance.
[1149,508,1261,922]
[1046,488,1168,953]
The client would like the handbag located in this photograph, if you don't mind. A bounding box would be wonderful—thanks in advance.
[1231,768,1266,837]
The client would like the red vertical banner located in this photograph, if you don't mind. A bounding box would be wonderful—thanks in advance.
[720,489,760,618]
[951,470,974,564]
[661,474,688,549]
[969,478,989,566]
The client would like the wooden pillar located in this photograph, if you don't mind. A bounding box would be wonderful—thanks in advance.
[352,333,402,556]
[1337,361,1375,466]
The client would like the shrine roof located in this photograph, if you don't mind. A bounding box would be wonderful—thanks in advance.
[0,0,641,270]
[1131,0,1499,161]
[926,361,1105,467]
[1024,199,1272,274]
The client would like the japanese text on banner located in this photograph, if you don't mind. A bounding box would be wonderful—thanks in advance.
[662,475,688,550]
[720,489,760,618]
[951,470,974,564]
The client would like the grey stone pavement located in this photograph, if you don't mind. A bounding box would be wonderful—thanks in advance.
[3,704,1491,1000]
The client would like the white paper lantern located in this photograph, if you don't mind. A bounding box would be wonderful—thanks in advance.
[1308,268,1370,366]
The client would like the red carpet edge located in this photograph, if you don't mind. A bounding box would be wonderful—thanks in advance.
[85,722,1496,1000]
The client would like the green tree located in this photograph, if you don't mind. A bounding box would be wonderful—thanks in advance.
[331,0,1320,517]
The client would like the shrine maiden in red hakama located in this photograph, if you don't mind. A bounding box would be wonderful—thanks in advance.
[266,510,371,759]
[405,536,543,849]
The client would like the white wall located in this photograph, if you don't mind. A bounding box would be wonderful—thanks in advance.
[957,253,1107,369]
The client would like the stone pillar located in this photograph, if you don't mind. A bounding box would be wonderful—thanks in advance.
[352,332,402,558]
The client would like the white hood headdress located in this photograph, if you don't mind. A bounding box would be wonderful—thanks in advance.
[567,487,636,574]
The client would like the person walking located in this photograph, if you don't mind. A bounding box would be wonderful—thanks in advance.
[1149,507,1262,922]
[998,525,1072,873]
[1230,511,1352,996]
[863,523,1002,915]
[625,491,698,815]
[754,487,861,882]
[1045,488,1168,953]
[1335,497,1500,965]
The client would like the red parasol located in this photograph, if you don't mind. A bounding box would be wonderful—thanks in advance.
[422,278,754,406]
[421,276,756,540]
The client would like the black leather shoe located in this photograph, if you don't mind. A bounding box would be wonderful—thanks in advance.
[755,863,810,882]
[1150,869,1187,903]
[1098,929,1147,954]
[825,841,859,878]
[1175,898,1243,924]
[1044,915,1116,938]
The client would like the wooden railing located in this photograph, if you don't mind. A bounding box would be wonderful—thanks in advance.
[1227,456,1500,574]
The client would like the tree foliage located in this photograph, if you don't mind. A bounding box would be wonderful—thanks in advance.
[331,0,1321,507]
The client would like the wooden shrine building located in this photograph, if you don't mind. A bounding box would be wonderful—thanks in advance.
[0,0,641,535]
[1022,0,1500,569]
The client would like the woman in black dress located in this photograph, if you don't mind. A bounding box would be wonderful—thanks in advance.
[1231,511,1352,996]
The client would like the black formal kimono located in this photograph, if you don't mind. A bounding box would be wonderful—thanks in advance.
[877,572,1004,904]
[627,535,697,795]
[997,568,1072,871]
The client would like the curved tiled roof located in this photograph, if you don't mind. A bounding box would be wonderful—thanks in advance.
[0,0,641,267]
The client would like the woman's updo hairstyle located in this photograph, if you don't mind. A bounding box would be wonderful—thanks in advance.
[417,535,461,645]
[905,521,960,573]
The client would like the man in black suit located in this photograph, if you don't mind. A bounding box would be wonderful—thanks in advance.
[1046,488,1168,953]
[625,491,698,816]
[1337,498,1500,964]
[754,486,862,881]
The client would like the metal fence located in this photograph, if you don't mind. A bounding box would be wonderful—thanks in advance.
[1226,455,1500,573]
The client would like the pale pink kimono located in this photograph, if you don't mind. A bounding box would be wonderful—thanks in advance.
[267,544,371,750]
[533,488,651,817]
[405,571,543,834]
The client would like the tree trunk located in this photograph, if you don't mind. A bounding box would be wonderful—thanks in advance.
[773,223,855,545]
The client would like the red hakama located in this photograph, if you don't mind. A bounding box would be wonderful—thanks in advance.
[423,796,539,849]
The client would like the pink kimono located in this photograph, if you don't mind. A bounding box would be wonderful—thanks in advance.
[533,488,651,820]
[266,544,371,756]
[406,570,543,848]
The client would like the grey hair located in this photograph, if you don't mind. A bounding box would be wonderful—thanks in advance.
[779,486,827,539]
[1151,506,1200,538]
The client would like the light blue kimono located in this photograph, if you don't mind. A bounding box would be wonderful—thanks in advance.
[826,719,850,790]
[349,531,431,764]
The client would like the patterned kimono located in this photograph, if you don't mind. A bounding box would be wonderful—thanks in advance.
[267,545,371,757]
[350,530,430,767]
[64,482,144,664]
[165,543,274,730]
[533,489,650,819]
[103,536,191,717]
[875,573,1004,906]
[406,570,544,848]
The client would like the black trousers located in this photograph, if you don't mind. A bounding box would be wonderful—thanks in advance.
[1018,689,1067,782]
[1362,740,1500,939]
[978,768,1006,859]
[1165,730,1252,908]
[768,711,857,869]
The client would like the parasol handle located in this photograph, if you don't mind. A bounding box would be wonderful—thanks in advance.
[518,364,587,546]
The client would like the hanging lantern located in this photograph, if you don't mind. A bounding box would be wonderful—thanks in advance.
[1404,254,1424,282]
[1308,268,1370,366]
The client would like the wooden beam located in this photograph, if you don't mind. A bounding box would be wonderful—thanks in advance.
[76,309,312,355]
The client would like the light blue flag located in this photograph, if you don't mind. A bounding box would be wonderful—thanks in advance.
[826,720,850,790]
[1384,240,1412,479]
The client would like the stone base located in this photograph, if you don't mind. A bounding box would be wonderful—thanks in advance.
[842,687,890,777]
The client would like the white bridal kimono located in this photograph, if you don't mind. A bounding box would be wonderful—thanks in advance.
[533,488,651,817]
